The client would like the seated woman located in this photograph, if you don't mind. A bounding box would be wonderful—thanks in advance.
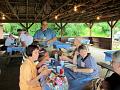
[19,45,50,90]
[60,44,99,90]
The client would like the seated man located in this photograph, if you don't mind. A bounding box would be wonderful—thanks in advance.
[5,34,15,46]
[18,29,33,47]
[101,50,120,90]
[60,44,99,90]
[33,20,57,46]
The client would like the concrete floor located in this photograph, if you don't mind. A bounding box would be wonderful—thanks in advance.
[89,46,106,62]
[88,46,113,78]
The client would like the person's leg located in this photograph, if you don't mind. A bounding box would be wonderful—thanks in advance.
[64,67,77,80]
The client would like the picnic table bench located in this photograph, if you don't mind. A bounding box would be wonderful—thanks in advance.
[97,62,114,77]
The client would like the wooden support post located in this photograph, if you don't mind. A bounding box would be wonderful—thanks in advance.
[85,22,94,37]
[55,22,67,37]
[19,23,34,32]
[60,22,63,37]
[28,23,34,30]
[107,20,118,49]
[55,23,61,29]
[61,23,68,37]
[19,23,26,29]
[26,23,28,31]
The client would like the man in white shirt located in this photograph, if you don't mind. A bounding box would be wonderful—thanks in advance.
[25,32,33,46]
[18,29,33,47]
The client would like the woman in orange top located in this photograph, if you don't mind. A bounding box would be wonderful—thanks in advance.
[19,45,49,90]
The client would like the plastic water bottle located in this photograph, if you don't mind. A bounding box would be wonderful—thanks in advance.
[55,85,59,90]
[60,60,64,68]
[55,52,58,60]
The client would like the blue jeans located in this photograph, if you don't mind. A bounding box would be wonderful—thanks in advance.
[64,68,93,90]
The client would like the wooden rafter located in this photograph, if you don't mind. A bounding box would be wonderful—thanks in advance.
[35,0,50,20]
[26,0,29,20]
[62,0,116,22]
[43,0,72,20]
[5,0,19,20]
[0,0,120,23]
[0,11,11,20]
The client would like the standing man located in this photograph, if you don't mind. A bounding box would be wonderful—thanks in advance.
[33,20,57,46]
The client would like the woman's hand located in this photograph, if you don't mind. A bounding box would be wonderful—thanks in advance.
[40,68,51,76]
[38,65,47,73]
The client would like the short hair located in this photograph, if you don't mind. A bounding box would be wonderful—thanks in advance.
[26,45,39,57]
[21,28,26,31]
[112,50,120,62]
[41,20,47,25]
[17,29,26,32]
[77,44,87,52]
[17,29,22,32]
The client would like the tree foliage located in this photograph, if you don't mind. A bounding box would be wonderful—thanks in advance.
[3,21,120,38]
[91,22,110,37]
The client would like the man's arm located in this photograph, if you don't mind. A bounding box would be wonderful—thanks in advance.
[47,37,57,44]
[72,67,93,73]
[34,38,41,42]
[21,41,27,47]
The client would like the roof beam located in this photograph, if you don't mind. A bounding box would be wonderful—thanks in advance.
[60,0,114,21]
[82,2,120,19]
[35,0,50,20]
[26,0,29,20]
[0,11,11,20]
[63,2,120,22]
[5,0,19,20]
[55,1,90,21]
[43,0,72,20]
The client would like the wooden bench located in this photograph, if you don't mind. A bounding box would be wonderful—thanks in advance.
[97,62,114,77]
[0,54,23,66]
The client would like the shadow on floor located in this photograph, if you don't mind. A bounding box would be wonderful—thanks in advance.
[0,57,22,90]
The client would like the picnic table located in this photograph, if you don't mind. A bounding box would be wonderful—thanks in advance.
[104,50,116,61]
[97,50,116,77]
[42,59,69,90]
[7,46,25,55]
[53,41,71,50]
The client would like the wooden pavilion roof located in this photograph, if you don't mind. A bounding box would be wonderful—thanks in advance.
[0,0,120,23]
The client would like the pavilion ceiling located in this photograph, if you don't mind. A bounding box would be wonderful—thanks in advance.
[0,0,120,23]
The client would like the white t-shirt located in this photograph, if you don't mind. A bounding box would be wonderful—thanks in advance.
[5,37,15,46]
[20,33,33,46]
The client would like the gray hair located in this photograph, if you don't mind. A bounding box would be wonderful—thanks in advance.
[112,50,120,62]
